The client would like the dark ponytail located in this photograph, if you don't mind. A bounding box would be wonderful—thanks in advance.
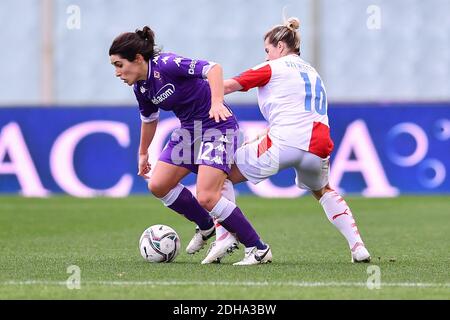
[109,26,160,62]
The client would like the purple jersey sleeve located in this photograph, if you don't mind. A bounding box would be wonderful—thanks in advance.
[133,85,159,122]
[160,54,215,79]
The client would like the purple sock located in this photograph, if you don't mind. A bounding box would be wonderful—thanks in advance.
[168,188,213,230]
[220,207,265,249]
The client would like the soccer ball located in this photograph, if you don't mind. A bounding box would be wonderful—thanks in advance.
[139,224,181,263]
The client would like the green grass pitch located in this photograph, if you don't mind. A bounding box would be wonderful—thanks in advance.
[0,195,448,299]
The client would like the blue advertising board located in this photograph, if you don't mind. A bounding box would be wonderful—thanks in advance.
[0,103,448,197]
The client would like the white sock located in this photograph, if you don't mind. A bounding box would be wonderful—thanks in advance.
[319,191,364,251]
[215,179,236,240]
[159,184,184,206]
[222,179,236,203]
[213,218,228,240]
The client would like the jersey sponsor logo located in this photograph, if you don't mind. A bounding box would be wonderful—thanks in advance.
[188,60,197,75]
[151,84,175,105]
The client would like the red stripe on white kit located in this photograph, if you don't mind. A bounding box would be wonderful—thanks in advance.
[308,121,334,158]
[257,134,272,158]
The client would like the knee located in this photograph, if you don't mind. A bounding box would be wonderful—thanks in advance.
[197,191,220,211]
[148,180,171,198]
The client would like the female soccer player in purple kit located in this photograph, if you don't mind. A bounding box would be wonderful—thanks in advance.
[109,26,271,265]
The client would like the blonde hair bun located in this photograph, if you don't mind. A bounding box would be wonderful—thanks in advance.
[285,17,300,31]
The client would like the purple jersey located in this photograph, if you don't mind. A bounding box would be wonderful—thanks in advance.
[134,52,232,130]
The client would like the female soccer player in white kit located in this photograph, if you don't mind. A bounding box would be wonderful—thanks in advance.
[204,17,371,265]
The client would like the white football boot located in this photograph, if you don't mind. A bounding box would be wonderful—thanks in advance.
[186,225,215,254]
[351,244,371,263]
[233,245,272,266]
[201,232,239,264]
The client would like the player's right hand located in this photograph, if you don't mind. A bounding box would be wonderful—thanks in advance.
[138,153,151,179]
[209,102,232,123]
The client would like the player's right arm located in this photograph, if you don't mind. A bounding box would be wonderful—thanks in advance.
[138,120,157,179]
[134,84,159,179]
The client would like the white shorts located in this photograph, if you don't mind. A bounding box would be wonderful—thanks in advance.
[234,134,330,191]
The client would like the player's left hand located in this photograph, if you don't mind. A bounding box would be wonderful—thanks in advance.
[209,102,232,123]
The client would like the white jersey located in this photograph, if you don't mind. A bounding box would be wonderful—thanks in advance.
[234,54,334,158]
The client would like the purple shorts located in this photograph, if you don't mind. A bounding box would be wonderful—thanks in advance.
[159,118,240,175]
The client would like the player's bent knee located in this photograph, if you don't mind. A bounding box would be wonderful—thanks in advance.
[197,191,220,211]
[148,180,171,199]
